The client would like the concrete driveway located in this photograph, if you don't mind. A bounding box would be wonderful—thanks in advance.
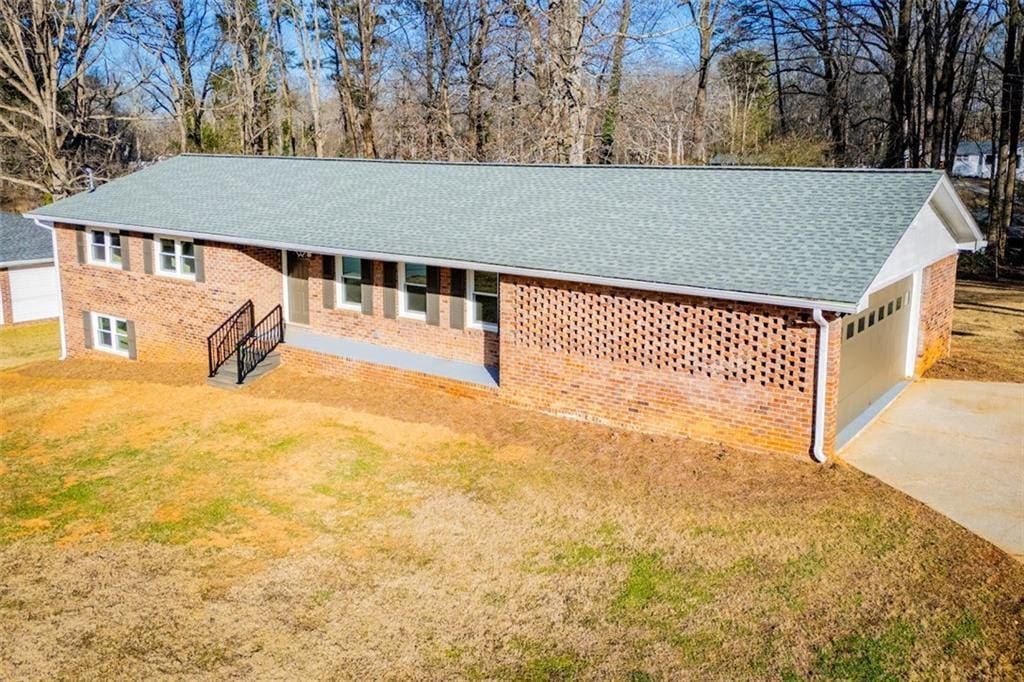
[840,379,1024,560]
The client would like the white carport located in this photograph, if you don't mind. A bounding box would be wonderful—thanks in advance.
[836,176,985,448]
[1,211,58,326]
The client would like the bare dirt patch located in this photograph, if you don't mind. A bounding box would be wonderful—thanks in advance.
[2,315,1024,677]
[927,280,1024,382]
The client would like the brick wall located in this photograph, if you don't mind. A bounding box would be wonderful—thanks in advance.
[914,254,958,375]
[55,224,281,361]
[0,269,10,326]
[305,256,497,366]
[55,226,848,457]
[497,275,839,457]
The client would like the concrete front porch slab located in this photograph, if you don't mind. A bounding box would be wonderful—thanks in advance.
[840,379,1024,560]
[284,325,499,388]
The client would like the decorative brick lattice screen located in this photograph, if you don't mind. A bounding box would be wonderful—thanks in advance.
[510,279,813,392]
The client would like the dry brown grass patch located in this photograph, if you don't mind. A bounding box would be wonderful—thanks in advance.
[927,280,1024,382]
[1,317,1023,678]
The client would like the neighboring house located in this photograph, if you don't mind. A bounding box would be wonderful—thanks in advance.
[952,140,1024,179]
[0,211,60,325]
[24,155,984,461]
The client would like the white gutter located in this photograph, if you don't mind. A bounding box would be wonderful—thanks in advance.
[21,214,859,314]
[0,258,54,268]
[32,219,67,360]
[811,308,830,463]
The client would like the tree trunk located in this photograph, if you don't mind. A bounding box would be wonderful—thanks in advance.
[883,0,913,168]
[466,0,490,161]
[598,0,630,164]
[691,0,713,164]
[548,0,587,163]
[932,0,969,169]
[171,0,202,151]
[990,0,1023,270]
[357,0,377,158]
[766,0,787,135]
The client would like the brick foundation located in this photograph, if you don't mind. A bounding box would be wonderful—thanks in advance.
[914,254,958,375]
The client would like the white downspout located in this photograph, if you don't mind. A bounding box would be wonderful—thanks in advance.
[33,219,67,360]
[811,308,830,463]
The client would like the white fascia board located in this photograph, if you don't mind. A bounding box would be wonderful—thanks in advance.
[25,214,860,313]
[0,258,54,268]
[933,174,985,249]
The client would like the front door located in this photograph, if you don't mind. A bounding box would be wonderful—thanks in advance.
[287,251,310,325]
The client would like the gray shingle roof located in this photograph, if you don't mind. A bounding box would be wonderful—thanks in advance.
[26,154,947,306]
[1,211,53,265]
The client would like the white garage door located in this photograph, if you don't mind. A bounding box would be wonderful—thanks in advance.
[837,276,913,435]
[9,265,59,323]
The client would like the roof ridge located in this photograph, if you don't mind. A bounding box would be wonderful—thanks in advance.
[178,153,942,174]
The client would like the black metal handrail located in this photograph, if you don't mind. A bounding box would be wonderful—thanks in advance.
[207,300,254,377]
[236,305,284,384]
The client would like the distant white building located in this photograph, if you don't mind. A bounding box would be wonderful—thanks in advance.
[953,140,1024,180]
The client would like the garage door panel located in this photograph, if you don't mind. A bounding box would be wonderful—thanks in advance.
[837,277,912,432]
[10,265,59,322]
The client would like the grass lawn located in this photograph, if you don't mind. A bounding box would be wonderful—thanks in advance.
[1,313,1023,678]
[0,319,60,370]
[926,280,1024,383]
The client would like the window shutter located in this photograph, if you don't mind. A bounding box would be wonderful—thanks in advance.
[360,259,374,315]
[76,228,87,264]
[82,311,93,349]
[426,266,440,326]
[194,240,205,282]
[382,262,397,319]
[120,232,131,270]
[449,269,466,330]
[126,320,138,359]
[322,255,336,309]
[143,236,154,274]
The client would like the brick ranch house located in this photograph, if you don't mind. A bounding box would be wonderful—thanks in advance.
[24,155,984,461]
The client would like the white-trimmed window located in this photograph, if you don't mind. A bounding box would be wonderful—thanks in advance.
[88,228,122,267]
[399,262,427,319]
[156,236,196,278]
[467,270,499,330]
[92,312,130,356]
[338,256,363,309]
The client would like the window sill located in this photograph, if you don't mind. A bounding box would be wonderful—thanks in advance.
[468,322,499,334]
[85,260,123,270]
[154,270,197,283]
[399,312,427,322]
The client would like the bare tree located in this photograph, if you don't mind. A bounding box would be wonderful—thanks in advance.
[989,0,1023,270]
[0,0,128,195]
[326,0,383,157]
[684,0,730,163]
[598,0,630,163]
[124,0,223,153]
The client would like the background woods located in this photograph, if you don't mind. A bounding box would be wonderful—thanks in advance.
[0,0,1020,262]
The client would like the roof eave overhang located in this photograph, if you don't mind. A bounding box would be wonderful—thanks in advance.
[851,173,985,313]
[25,213,860,313]
[0,257,53,268]
[932,174,986,251]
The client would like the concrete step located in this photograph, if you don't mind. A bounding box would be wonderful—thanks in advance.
[206,351,281,389]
